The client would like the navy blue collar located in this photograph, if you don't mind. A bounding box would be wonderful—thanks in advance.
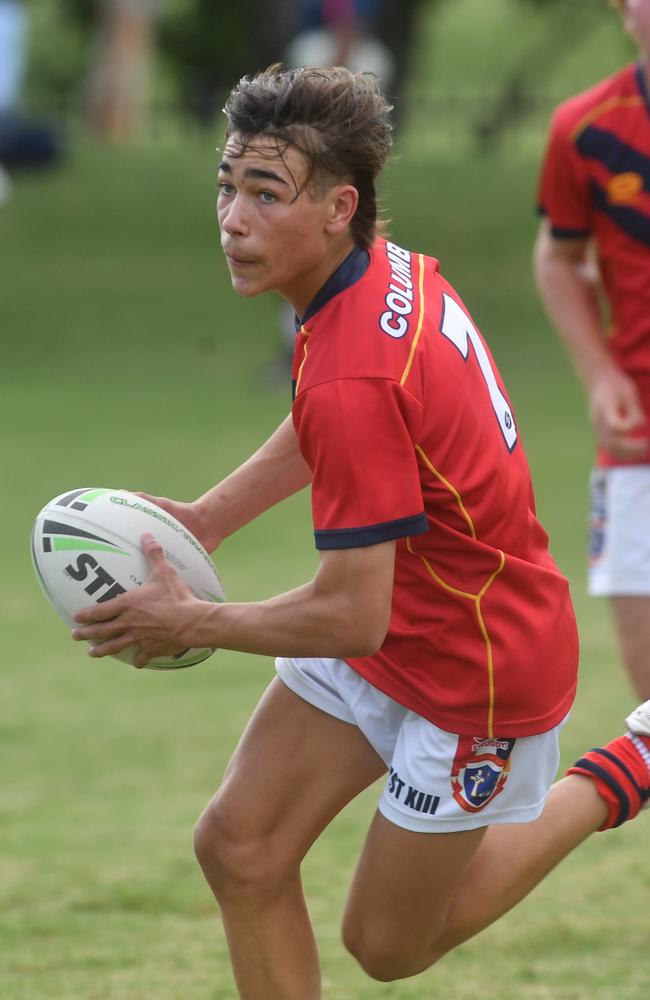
[296,245,370,328]
[635,62,650,118]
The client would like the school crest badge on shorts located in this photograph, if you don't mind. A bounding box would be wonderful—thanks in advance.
[451,736,516,813]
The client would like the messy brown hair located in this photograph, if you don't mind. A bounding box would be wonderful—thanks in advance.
[222,64,393,250]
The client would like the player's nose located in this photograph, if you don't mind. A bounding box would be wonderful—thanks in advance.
[219,194,250,237]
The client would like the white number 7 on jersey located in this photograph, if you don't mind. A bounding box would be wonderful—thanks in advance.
[440,293,517,451]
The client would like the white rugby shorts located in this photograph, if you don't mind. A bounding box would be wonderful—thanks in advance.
[275,656,566,833]
[588,466,650,596]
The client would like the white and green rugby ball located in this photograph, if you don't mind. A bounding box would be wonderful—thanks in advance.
[31,487,226,670]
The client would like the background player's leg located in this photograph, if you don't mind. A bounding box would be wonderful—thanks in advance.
[193,677,386,1000]
[611,596,650,701]
[342,774,606,981]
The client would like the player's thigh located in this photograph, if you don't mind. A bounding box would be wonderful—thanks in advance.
[343,707,564,967]
[199,676,386,866]
[344,810,485,950]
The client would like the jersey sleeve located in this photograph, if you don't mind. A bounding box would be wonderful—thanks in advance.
[292,377,429,549]
[537,104,593,238]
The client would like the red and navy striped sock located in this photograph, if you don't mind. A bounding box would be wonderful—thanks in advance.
[567,732,650,830]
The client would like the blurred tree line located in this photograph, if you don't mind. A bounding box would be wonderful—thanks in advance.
[30,0,431,127]
[23,0,620,141]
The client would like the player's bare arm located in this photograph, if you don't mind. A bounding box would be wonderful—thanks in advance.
[136,414,312,552]
[533,220,647,458]
[72,535,396,667]
[195,414,312,546]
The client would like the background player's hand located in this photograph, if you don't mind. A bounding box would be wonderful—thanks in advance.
[72,533,208,667]
[134,493,221,552]
[588,366,648,459]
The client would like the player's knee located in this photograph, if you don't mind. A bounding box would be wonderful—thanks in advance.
[342,906,447,982]
[342,917,437,983]
[193,803,263,889]
[193,801,294,899]
[343,934,423,983]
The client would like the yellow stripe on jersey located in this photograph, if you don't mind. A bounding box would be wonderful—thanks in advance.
[294,325,311,396]
[570,96,643,142]
[400,254,426,387]
[415,444,476,539]
[406,538,506,738]
[407,445,506,736]
[475,552,506,738]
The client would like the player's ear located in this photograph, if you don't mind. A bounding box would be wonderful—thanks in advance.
[324,184,359,235]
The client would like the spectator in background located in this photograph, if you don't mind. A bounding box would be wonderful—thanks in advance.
[534,0,650,700]
[285,0,394,85]
[86,0,159,142]
[0,0,62,196]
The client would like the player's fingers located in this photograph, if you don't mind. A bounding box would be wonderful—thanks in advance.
[86,634,134,658]
[618,406,646,431]
[71,619,123,641]
[133,492,166,508]
[608,435,649,458]
[141,532,168,571]
[73,596,126,624]
[616,383,645,428]
[594,381,644,428]
[133,648,152,669]
[599,423,648,456]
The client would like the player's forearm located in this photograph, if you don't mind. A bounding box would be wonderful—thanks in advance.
[178,543,395,658]
[182,582,385,659]
[196,415,311,547]
[534,250,615,389]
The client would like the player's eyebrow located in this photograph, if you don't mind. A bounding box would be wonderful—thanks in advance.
[218,161,289,186]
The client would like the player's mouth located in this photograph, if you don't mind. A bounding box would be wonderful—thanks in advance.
[225,251,259,268]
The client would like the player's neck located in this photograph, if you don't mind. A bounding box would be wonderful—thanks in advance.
[288,236,357,320]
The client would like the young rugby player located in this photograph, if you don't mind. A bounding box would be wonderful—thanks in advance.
[535,0,650,700]
[73,65,650,997]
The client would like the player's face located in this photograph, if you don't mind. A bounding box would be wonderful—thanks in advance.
[217,134,351,314]
[623,0,650,51]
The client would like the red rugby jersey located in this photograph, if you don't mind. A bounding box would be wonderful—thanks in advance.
[537,63,650,465]
[291,239,578,738]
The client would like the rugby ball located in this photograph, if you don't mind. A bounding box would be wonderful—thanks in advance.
[31,487,226,670]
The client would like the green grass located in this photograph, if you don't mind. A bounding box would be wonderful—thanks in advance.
[3,5,649,994]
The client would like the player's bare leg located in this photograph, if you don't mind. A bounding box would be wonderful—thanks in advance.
[193,677,386,1000]
[342,773,608,980]
[610,596,650,700]
[343,705,650,981]
[424,775,606,960]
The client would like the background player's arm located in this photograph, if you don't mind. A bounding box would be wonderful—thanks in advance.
[533,219,646,458]
[140,414,312,551]
[73,536,396,665]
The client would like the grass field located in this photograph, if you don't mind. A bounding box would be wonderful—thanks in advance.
[2,4,649,998]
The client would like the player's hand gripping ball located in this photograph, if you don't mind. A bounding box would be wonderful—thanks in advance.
[31,487,225,669]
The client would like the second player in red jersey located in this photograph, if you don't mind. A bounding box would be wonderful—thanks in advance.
[535,0,650,702]
[537,61,650,464]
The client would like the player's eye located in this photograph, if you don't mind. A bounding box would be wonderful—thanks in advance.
[218,181,235,196]
[259,190,277,204]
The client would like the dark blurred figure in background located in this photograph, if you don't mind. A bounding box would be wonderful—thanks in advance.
[0,0,63,195]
